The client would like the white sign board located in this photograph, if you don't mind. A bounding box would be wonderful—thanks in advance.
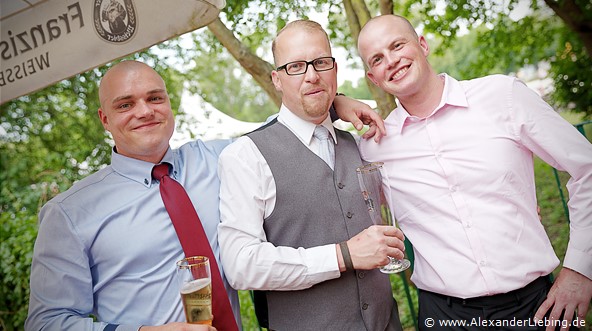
[0,0,225,104]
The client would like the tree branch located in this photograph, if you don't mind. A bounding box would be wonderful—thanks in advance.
[379,0,393,15]
[207,18,282,107]
[543,0,592,57]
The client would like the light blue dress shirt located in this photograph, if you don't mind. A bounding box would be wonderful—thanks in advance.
[25,139,241,331]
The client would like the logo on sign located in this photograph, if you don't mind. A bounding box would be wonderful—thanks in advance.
[94,0,136,43]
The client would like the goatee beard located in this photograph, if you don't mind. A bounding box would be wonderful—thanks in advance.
[303,97,331,119]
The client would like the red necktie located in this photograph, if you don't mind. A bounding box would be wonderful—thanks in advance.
[152,163,238,331]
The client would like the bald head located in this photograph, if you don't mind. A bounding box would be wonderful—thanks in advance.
[358,15,418,67]
[365,15,416,31]
[99,60,165,109]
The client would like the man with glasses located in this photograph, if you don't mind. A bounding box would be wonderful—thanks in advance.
[217,20,404,330]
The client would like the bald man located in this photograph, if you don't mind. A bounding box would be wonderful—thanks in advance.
[26,61,236,331]
[357,14,592,331]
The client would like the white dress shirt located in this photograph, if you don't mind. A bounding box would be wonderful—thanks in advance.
[360,74,592,298]
[217,105,343,290]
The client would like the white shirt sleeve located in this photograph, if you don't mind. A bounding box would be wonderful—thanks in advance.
[217,136,341,291]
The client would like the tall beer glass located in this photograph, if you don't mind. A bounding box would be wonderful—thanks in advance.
[176,256,213,325]
[356,162,410,274]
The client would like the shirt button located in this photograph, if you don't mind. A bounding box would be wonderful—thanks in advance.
[362,303,369,310]
[479,261,486,266]
[358,271,365,279]
[449,185,457,192]
[346,212,353,219]
[338,182,345,189]
[144,178,149,185]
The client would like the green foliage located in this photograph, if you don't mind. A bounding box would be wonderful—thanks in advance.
[0,69,107,216]
[338,77,372,100]
[408,1,592,118]
[391,273,419,330]
[430,14,559,79]
[238,291,261,331]
[549,36,592,116]
[166,32,278,122]
[0,211,37,330]
[223,0,315,43]
[468,13,591,118]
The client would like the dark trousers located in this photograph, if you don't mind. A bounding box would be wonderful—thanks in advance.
[418,276,581,330]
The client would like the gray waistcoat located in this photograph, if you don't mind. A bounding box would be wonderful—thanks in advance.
[247,120,401,331]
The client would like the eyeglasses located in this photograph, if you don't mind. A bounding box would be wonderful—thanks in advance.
[276,57,335,76]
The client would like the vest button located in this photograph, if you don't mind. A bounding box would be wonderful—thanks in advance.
[338,182,345,189]
[346,212,353,218]
[358,271,365,279]
[362,303,369,310]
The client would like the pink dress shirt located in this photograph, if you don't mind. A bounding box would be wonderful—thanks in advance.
[359,74,592,298]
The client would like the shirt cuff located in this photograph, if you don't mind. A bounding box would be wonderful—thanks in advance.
[563,247,592,280]
[303,244,341,283]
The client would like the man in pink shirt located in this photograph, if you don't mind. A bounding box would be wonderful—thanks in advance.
[357,14,592,330]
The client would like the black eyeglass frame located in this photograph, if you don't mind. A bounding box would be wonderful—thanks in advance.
[275,57,336,76]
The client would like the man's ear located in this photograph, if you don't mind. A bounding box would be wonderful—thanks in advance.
[419,35,430,57]
[98,108,109,130]
[271,70,283,92]
[367,71,379,87]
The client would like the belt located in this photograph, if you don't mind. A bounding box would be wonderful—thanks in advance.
[424,275,551,308]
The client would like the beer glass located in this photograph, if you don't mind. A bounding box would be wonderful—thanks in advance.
[356,162,410,274]
[176,256,213,325]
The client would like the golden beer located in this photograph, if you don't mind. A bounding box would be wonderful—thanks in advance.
[180,278,213,325]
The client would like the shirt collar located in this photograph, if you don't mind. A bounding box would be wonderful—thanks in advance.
[277,104,336,145]
[111,146,175,187]
[386,73,469,134]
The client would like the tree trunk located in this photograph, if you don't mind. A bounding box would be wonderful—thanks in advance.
[344,0,396,118]
[207,18,282,107]
[350,0,372,31]
[543,0,592,58]
[379,0,393,15]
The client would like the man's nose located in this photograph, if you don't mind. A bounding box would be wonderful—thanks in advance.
[385,51,400,68]
[136,100,154,117]
[304,63,320,82]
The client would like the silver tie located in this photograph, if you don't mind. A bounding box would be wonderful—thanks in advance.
[313,125,335,170]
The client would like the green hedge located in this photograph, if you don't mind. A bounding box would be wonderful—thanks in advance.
[0,211,36,330]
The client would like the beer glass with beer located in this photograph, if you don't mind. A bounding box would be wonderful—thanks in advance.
[176,256,213,325]
[356,162,410,273]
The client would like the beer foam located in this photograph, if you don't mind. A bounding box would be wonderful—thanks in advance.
[181,278,211,294]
